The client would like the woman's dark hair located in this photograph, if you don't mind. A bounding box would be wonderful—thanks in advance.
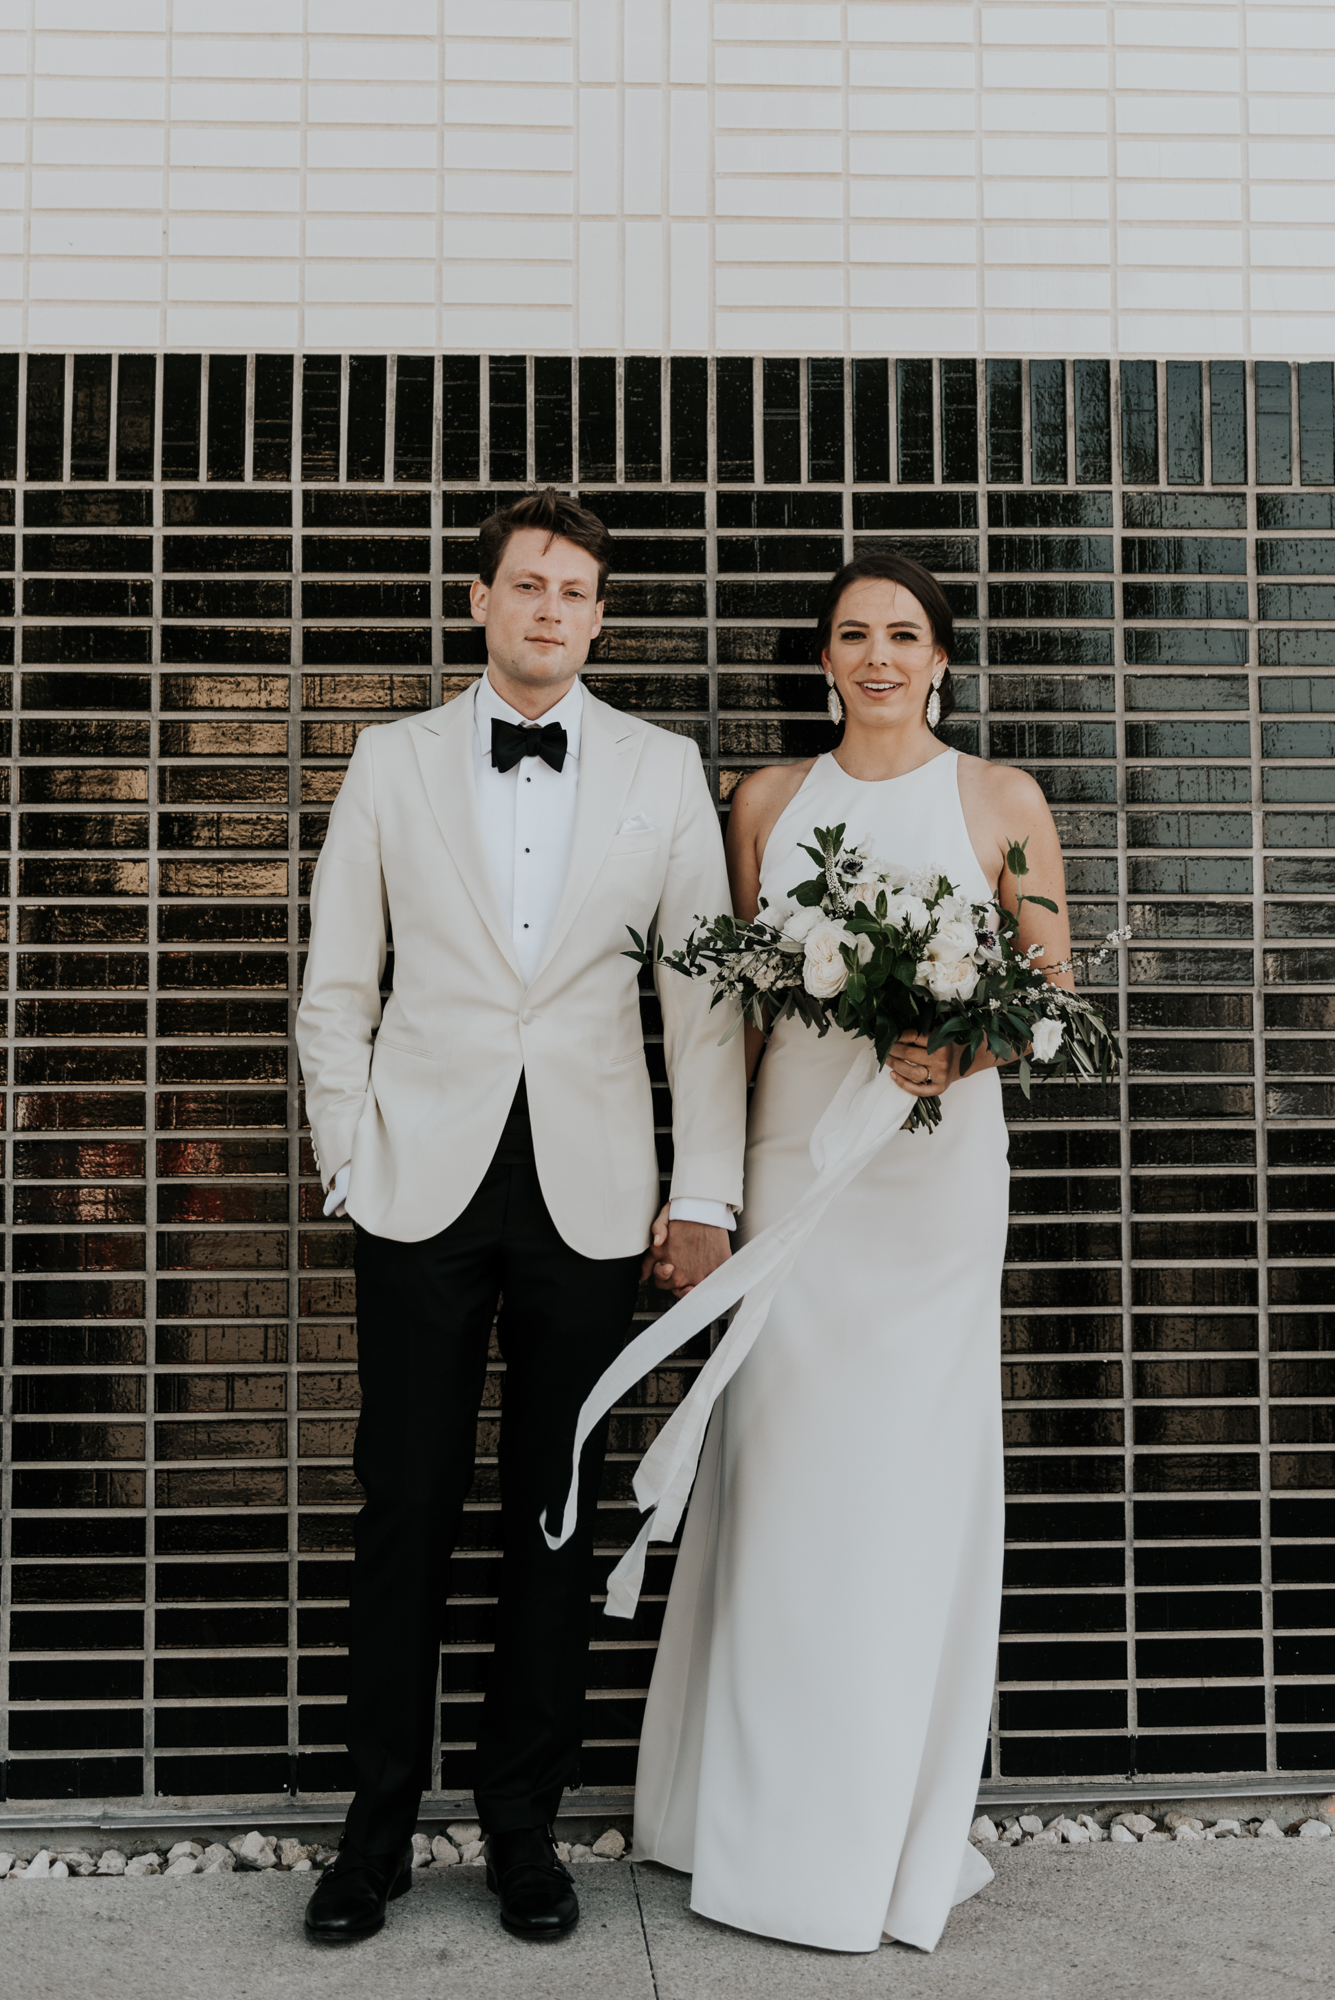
[814,549,956,726]
[477,488,613,596]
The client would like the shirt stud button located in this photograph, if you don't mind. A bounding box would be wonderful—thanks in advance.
[521,1009,534,1024]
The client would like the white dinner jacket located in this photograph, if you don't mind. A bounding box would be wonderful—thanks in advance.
[295,680,747,1255]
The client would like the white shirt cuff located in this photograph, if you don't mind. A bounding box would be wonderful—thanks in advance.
[323,1162,351,1218]
[668,1197,736,1232]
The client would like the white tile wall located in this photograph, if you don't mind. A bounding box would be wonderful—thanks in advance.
[0,0,1328,354]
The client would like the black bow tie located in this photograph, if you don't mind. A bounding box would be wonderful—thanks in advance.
[490,717,569,775]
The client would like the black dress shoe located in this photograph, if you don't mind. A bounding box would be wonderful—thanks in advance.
[303,1840,413,1943]
[485,1825,579,1940]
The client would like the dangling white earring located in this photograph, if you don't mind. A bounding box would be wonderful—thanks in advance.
[926,669,944,732]
[824,671,843,727]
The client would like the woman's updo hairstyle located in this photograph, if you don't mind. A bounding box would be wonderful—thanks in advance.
[814,549,956,727]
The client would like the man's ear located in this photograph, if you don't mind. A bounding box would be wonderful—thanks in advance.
[469,578,488,625]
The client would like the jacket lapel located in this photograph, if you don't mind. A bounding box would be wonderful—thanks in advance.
[410,685,523,979]
[528,688,643,988]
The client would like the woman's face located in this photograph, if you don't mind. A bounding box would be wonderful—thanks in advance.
[822,578,947,732]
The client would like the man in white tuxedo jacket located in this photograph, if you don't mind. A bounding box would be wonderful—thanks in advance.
[297,491,746,1943]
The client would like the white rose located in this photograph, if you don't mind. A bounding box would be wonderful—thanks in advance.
[919,957,980,1002]
[908,862,948,899]
[1031,1017,1064,1062]
[883,891,931,934]
[802,921,856,998]
[924,918,980,963]
[782,904,827,943]
[847,877,886,912]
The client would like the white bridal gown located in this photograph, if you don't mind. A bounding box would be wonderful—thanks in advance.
[633,748,1009,1954]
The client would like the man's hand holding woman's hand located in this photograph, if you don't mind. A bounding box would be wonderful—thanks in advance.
[642,1205,732,1300]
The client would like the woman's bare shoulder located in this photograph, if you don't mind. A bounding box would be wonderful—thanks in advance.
[729,758,817,829]
[956,751,1051,823]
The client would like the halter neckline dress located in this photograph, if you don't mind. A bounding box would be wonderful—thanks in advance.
[632,748,1009,1954]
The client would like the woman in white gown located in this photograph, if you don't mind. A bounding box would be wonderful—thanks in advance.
[633,551,1074,1954]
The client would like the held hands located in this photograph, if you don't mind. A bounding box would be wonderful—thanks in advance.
[887,1031,958,1098]
[641,1205,732,1300]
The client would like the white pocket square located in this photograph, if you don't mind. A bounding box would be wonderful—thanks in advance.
[619,812,655,834]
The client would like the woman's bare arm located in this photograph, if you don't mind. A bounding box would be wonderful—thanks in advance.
[724,763,813,1081]
[979,763,1075,996]
[892,760,1075,1097]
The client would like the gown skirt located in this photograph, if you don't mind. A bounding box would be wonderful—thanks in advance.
[632,749,1010,1955]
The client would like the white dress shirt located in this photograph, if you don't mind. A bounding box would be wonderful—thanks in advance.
[473,668,583,987]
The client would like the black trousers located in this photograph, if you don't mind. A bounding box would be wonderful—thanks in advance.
[343,1082,642,1851]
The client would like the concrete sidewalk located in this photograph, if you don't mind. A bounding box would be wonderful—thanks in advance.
[2,1843,1331,2000]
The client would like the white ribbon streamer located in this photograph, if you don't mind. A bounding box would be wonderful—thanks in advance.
[541,1045,918,1618]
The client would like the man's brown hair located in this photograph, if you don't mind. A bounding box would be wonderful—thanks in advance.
[476,488,613,597]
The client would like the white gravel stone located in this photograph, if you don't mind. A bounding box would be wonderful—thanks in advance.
[1173,1825,1203,1842]
[1164,1814,1204,1832]
[20,1852,51,1879]
[278,1840,314,1869]
[568,1843,594,1862]
[1017,1815,1044,1835]
[166,1842,203,1864]
[200,1845,236,1875]
[1208,1819,1242,1837]
[125,1853,162,1876]
[1298,1818,1332,1838]
[96,1851,127,1876]
[1256,1819,1284,1841]
[969,1816,999,1844]
[1141,1831,1171,1844]
[1108,1823,1138,1843]
[446,1822,481,1848]
[460,1839,485,1866]
[1114,1813,1157,1836]
[49,1862,70,1880]
[1052,1817,1088,1844]
[555,1841,572,1863]
[1029,1829,1061,1847]
[410,1834,432,1868]
[314,1847,337,1865]
[431,1836,460,1867]
[592,1830,626,1859]
[233,1830,277,1868]
[164,1856,199,1876]
[0,1854,15,1877]
[291,1858,313,1872]
[1076,1815,1107,1841]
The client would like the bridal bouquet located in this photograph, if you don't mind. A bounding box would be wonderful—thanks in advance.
[628,823,1129,1134]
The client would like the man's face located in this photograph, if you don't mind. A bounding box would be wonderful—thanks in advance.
[469,527,605,708]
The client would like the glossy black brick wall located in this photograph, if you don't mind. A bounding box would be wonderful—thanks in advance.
[2,352,1333,1809]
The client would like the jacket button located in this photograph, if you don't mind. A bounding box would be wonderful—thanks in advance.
[521,1009,534,1025]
